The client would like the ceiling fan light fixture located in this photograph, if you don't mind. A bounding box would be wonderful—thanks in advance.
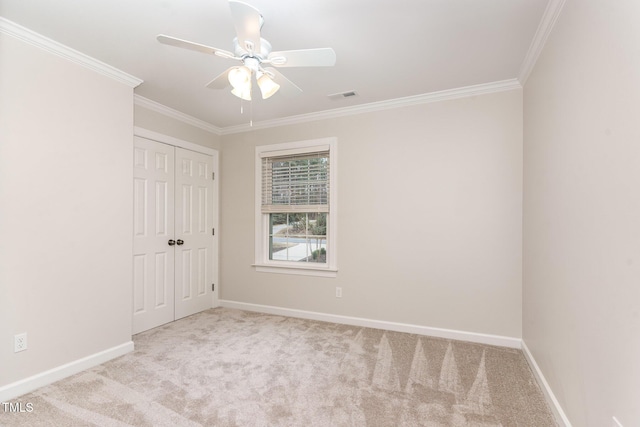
[228,66,252,100]
[231,85,252,101]
[228,66,251,90]
[257,73,280,99]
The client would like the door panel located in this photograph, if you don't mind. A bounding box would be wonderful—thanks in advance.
[133,137,175,334]
[174,147,214,319]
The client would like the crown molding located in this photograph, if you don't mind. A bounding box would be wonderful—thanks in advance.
[134,127,218,156]
[135,79,520,137]
[133,78,520,136]
[0,17,142,88]
[134,95,222,135]
[221,79,522,135]
[518,0,567,85]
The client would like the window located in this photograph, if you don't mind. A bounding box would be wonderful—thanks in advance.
[255,138,337,277]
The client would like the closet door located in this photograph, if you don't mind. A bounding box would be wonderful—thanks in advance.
[133,137,175,334]
[174,147,214,319]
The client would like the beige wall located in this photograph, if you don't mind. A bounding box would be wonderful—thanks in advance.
[220,89,523,338]
[523,1,640,425]
[134,104,221,150]
[0,34,134,386]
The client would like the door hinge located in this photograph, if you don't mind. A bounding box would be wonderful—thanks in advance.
[212,283,215,291]
[212,172,215,180]
[212,228,215,236]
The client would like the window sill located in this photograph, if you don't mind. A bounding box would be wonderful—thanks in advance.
[252,263,338,278]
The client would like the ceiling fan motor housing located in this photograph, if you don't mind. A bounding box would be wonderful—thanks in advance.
[233,37,272,61]
[243,57,261,73]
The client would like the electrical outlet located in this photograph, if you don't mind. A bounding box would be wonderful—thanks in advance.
[14,333,27,353]
[336,287,342,298]
[612,416,623,427]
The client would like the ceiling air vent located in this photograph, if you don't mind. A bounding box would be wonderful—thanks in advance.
[328,91,358,100]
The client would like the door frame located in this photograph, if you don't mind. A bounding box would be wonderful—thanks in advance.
[134,127,219,310]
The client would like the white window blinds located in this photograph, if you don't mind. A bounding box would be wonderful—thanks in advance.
[261,149,330,213]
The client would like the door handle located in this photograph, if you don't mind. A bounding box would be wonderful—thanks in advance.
[176,239,184,246]
[168,239,176,246]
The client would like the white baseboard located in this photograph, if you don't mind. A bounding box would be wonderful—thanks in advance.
[218,300,522,349]
[0,341,134,402]
[522,341,572,426]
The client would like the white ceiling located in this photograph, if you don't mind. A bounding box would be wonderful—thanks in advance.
[1,0,549,130]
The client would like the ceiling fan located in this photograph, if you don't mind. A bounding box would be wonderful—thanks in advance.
[157,0,336,101]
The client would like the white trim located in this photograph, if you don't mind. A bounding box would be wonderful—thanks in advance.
[518,0,567,85]
[134,127,217,156]
[254,138,338,277]
[222,79,521,135]
[133,79,519,135]
[211,151,220,308]
[0,341,133,402]
[134,95,222,135]
[522,341,572,426]
[253,264,338,278]
[0,17,142,88]
[258,145,331,159]
[219,300,522,349]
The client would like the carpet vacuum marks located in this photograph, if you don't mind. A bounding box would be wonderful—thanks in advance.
[0,308,556,426]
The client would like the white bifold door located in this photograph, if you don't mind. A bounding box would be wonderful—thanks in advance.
[133,136,214,334]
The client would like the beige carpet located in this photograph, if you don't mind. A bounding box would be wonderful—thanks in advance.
[1,308,556,426]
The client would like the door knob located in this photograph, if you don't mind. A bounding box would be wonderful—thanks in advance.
[168,239,176,246]
[176,239,184,246]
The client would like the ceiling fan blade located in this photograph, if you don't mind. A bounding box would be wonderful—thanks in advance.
[206,67,235,89]
[268,48,336,67]
[229,0,262,54]
[157,34,236,59]
[265,67,302,97]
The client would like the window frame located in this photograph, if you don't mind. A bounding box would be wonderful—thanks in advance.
[254,137,338,277]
